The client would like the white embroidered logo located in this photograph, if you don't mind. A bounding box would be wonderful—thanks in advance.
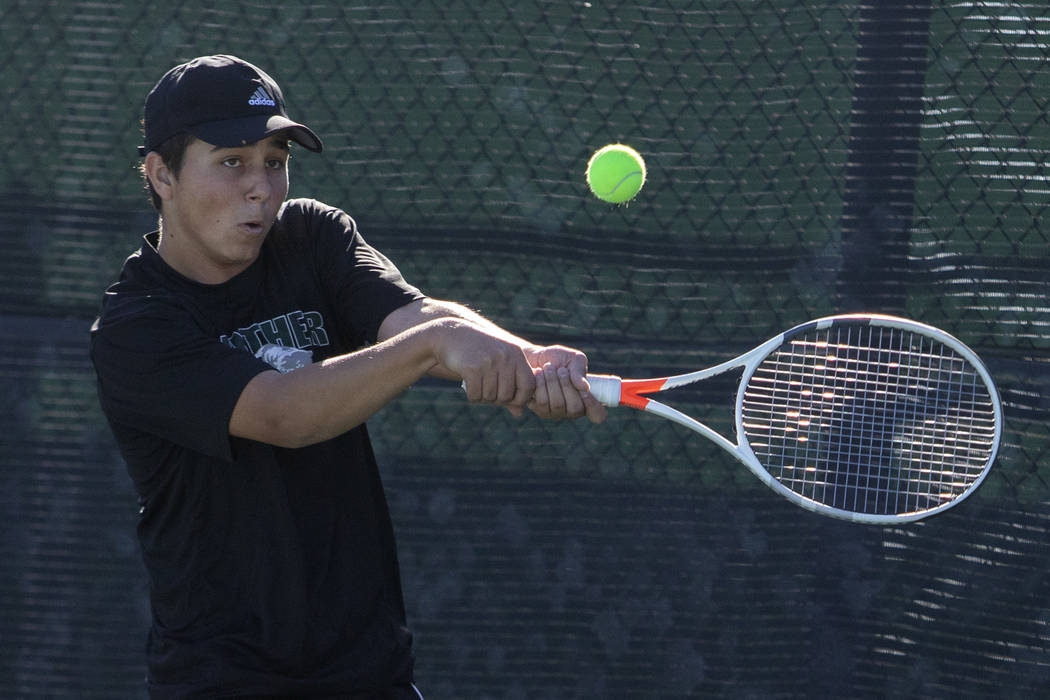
[248,86,276,107]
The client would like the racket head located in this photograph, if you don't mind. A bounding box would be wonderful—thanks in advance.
[735,314,1002,523]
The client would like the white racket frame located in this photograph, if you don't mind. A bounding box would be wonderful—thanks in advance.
[587,314,1003,524]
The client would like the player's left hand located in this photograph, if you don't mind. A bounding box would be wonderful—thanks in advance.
[525,346,607,424]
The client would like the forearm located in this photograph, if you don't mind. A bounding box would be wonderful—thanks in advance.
[427,300,532,347]
[383,298,538,380]
[232,319,445,448]
[374,297,606,423]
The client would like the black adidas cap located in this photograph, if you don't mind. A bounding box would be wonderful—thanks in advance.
[139,55,322,156]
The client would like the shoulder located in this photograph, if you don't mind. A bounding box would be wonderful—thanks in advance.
[91,284,193,351]
[267,199,368,268]
[92,248,201,347]
[275,198,358,235]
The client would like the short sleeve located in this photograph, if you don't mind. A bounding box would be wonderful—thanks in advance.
[91,305,271,462]
[288,201,425,346]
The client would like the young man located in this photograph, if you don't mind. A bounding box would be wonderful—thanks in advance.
[90,55,605,699]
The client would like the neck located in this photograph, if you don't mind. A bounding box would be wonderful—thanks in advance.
[155,218,252,285]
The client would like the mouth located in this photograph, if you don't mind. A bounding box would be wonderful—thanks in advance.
[239,220,266,235]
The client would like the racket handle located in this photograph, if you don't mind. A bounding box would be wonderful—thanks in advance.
[586,374,623,407]
[462,374,625,408]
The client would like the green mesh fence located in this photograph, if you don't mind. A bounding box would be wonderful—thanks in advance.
[2,1,1049,697]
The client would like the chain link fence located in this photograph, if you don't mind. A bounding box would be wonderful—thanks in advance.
[2,1,1049,697]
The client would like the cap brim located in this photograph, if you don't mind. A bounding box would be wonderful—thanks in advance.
[189,114,323,153]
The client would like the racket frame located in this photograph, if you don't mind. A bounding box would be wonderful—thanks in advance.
[587,314,1003,524]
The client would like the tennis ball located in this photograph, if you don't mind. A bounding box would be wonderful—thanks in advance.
[586,144,646,204]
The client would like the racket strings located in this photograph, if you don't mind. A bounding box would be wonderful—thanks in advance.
[740,325,998,516]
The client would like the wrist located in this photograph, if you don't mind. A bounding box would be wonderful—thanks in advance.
[389,317,457,377]
[521,343,547,366]
[420,317,474,379]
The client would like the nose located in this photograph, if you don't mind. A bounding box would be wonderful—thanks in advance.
[245,165,273,203]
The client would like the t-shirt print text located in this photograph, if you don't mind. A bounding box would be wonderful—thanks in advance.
[220,310,330,373]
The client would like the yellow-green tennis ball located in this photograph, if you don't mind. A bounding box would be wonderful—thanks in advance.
[586,144,646,204]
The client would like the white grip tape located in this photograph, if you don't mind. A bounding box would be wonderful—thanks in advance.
[586,374,623,407]
[463,375,624,407]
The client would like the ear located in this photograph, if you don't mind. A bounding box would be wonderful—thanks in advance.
[144,151,175,199]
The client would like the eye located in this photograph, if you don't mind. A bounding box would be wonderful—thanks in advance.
[222,156,242,168]
[266,158,287,171]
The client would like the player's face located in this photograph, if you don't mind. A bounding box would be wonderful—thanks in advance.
[157,135,290,284]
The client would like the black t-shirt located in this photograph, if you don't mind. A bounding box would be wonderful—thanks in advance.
[90,198,426,698]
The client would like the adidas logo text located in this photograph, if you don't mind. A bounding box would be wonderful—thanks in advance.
[249,86,276,107]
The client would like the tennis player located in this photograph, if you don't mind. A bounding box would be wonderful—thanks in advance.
[90,54,606,699]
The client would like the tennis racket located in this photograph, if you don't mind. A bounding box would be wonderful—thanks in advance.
[587,314,1002,523]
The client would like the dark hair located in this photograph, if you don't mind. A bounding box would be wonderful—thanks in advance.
[141,131,195,211]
